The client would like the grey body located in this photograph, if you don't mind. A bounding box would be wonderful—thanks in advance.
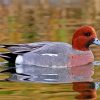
[14,42,91,67]
[0,42,93,67]
[17,42,72,67]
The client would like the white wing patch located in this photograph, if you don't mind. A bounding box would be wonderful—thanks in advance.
[42,53,58,56]
[15,55,23,64]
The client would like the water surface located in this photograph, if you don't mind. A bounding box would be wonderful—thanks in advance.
[0,61,100,100]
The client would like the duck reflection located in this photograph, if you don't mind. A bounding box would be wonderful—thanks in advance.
[11,63,98,100]
[0,62,99,100]
[6,63,94,83]
[73,82,97,100]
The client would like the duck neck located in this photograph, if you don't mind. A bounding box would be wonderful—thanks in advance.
[72,43,89,51]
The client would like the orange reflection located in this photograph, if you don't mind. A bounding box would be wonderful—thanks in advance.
[73,82,97,100]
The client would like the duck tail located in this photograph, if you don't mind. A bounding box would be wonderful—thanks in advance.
[0,44,19,48]
[0,52,17,62]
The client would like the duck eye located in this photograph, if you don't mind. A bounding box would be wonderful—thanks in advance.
[84,32,91,36]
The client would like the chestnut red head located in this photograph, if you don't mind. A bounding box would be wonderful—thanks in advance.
[72,26,100,51]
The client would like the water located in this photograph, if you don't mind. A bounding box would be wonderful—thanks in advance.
[0,60,100,100]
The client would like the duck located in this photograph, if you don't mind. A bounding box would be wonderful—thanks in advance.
[0,26,100,67]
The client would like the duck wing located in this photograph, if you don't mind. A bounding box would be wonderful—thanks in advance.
[0,42,49,54]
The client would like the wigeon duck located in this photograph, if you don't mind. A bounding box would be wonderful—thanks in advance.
[0,26,100,67]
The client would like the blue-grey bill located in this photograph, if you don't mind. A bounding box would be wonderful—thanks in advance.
[93,38,100,45]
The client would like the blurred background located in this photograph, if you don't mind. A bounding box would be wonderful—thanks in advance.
[0,0,100,44]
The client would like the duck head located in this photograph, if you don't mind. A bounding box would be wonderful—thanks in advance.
[72,26,100,51]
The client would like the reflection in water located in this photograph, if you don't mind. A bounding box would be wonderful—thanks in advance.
[93,61,100,66]
[10,63,97,99]
[0,62,100,100]
[8,63,94,83]
[73,82,97,100]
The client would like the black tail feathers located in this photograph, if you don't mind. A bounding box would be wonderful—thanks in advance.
[0,52,17,62]
[0,44,19,48]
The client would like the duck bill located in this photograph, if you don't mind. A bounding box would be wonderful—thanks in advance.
[93,38,100,45]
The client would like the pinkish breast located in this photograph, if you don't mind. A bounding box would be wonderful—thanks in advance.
[68,50,94,67]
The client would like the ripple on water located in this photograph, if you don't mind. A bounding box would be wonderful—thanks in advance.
[93,61,100,66]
